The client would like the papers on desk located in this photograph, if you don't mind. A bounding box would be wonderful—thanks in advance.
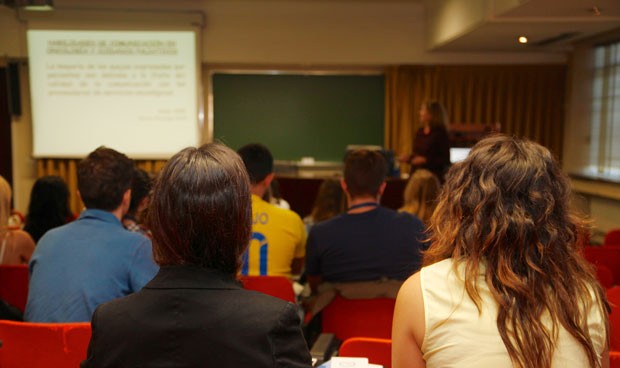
[318,357,383,368]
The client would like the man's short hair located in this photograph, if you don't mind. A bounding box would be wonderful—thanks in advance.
[344,149,388,198]
[128,168,152,213]
[237,143,273,184]
[77,147,134,211]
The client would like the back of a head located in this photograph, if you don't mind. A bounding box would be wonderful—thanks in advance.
[237,143,273,185]
[128,168,153,213]
[0,176,11,228]
[344,149,387,198]
[27,176,70,218]
[426,134,605,368]
[427,134,574,262]
[25,176,71,242]
[401,169,440,223]
[423,100,449,130]
[77,147,134,211]
[311,178,345,223]
[148,143,252,275]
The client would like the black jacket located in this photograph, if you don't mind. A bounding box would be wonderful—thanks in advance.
[81,265,311,368]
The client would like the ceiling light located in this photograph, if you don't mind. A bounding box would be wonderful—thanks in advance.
[518,36,528,44]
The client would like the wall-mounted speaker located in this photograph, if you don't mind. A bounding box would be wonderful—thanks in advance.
[6,61,21,117]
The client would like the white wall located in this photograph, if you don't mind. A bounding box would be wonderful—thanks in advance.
[0,0,567,213]
[564,28,620,241]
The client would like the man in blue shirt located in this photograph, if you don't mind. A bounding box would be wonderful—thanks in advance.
[25,147,159,322]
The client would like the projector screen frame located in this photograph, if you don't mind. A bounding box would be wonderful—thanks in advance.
[27,26,204,160]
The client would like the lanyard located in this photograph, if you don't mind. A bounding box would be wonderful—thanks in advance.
[347,202,379,212]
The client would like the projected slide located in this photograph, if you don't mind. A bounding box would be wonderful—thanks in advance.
[28,30,199,158]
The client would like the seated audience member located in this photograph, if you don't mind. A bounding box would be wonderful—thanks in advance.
[23,175,73,243]
[237,144,306,278]
[392,135,609,368]
[303,177,345,233]
[398,169,440,225]
[81,143,312,368]
[305,150,425,315]
[25,147,158,322]
[0,176,35,264]
[122,167,152,238]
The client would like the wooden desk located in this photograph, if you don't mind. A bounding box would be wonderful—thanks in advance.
[277,176,407,218]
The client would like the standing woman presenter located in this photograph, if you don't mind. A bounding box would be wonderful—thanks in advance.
[401,101,451,182]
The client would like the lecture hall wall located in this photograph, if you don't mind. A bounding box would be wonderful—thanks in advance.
[1,0,618,240]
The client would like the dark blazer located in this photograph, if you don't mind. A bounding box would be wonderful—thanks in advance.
[81,265,312,368]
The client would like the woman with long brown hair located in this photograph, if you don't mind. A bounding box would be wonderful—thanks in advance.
[392,135,609,368]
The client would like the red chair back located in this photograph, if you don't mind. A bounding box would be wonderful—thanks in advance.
[611,351,620,368]
[339,337,392,368]
[0,320,92,368]
[606,229,620,246]
[239,276,296,303]
[607,286,620,351]
[596,265,614,289]
[0,265,29,312]
[322,295,396,341]
[583,246,620,286]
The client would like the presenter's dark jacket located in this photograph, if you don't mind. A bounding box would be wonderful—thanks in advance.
[81,265,312,368]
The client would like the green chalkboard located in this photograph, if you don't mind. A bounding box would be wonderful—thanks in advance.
[212,73,384,161]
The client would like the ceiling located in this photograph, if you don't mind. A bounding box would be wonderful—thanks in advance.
[429,0,620,52]
[2,0,619,53]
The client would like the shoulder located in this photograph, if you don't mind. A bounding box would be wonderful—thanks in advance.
[262,201,303,223]
[381,207,425,229]
[9,229,35,244]
[308,213,346,234]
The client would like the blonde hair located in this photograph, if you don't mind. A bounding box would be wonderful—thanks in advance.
[399,169,440,224]
[0,176,12,231]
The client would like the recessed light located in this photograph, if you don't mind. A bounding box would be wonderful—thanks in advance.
[518,36,528,44]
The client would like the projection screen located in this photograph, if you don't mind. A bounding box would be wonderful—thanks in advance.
[28,30,199,158]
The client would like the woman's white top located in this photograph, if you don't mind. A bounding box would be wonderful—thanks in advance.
[420,258,606,368]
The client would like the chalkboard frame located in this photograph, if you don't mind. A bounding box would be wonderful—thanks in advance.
[206,68,385,162]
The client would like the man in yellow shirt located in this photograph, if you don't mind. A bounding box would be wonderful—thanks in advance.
[237,144,306,278]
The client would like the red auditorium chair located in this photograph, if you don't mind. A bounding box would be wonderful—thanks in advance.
[339,337,392,368]
[583,246,620,287]
[322,295,396,341]
[239,275,296,303]
[605,229,620,246]
[0,264,29,312]
[611,351,620,368]
[607,286,620,352]
[596,265,614,289]
[0,320,92,368]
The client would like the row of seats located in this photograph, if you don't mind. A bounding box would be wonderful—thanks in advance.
[1,228,619,367]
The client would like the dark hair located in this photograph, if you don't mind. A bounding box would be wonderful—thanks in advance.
[310,178,345,223]
[237,143,273,184]
[424,135,608,368]
[128,168,152,214]
[148,143,252,274]
[343,150,387,198]
[23,176,71,242]
[422,100,449,130]
[77,147,134,211]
